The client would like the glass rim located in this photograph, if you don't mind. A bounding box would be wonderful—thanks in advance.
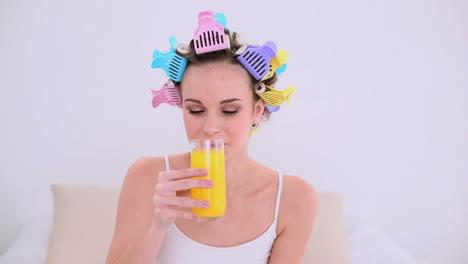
[190,139,224,144]
[191,139,225,150]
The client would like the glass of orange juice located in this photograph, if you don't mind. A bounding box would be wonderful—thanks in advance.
[190,139,226,221]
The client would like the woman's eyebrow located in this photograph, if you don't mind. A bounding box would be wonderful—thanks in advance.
[220,98,241,104]
[183,98,242,104]
[184,98,202,104]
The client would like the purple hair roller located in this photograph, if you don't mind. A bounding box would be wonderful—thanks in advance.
[236,41,277,80]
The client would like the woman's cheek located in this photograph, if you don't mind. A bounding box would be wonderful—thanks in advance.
[183,115,200,138]
[229,117,250,135]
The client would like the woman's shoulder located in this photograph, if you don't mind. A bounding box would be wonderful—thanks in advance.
[127,152,191,176]
[282,174,316,194]
[279,174,317,223]
[281,174,317,207]
[273,174,317,236]
[126,156,164,177]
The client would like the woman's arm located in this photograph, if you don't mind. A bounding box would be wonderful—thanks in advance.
[268,175,317,264]
[105,157,167,264]
[105,156,211,264]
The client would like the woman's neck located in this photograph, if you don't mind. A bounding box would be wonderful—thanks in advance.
[224,150,260,201]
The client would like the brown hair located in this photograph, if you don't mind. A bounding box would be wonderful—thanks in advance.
[174,30,278,121]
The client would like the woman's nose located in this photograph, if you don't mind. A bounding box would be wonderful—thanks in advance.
[202,114,221,136]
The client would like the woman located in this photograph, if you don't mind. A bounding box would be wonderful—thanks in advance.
[106,10,317,264]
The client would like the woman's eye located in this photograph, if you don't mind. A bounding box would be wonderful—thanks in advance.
[189,110,205,115]
[223,110,238,116]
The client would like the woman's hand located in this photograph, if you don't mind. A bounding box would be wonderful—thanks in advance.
[152,168,213,228]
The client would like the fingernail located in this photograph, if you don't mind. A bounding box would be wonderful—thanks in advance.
[207,181,214,187]
[204,201,210,208]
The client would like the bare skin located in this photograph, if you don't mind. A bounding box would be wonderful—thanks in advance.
[105,61,317,264]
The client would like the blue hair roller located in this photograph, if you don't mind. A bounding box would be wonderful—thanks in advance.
[151,37,188,82]
[276,63,287,77]
[215,12,228,29]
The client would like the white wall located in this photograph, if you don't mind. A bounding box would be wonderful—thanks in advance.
[1,0,467,263]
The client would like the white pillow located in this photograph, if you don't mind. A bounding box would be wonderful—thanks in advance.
[41,185,351,264]
[303,192,352,264]
[0,215,51,264]
[0,184,429,264]
[45,185,119,264]
[345,218,430,264]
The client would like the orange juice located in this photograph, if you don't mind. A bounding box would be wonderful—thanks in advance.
[190,139,226,221]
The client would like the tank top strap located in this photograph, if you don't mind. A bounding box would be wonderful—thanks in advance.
[274,170,283,222]
[164,154,170,171]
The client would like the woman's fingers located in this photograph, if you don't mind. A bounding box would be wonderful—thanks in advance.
[156,205,200,221]
[159,168,208,182]
[157,178,213,194]
[158,196,210,209]
[153,168,210,224]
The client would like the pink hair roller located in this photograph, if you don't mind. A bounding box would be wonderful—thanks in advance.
[151,81,182,108]
[193,10,230,54]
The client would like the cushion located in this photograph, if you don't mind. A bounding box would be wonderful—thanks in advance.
[45,185,351,264]
[46,185,119,264]
[303,192,352,263]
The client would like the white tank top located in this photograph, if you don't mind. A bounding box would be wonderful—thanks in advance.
[155,155,283,264]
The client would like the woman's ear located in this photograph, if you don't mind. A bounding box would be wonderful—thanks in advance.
[254,99,266,123]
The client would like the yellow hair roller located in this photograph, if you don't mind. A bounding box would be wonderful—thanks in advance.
[254,82,296,107]
[262,50,288,80]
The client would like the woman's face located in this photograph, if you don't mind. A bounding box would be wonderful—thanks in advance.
[181,61,264,158]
